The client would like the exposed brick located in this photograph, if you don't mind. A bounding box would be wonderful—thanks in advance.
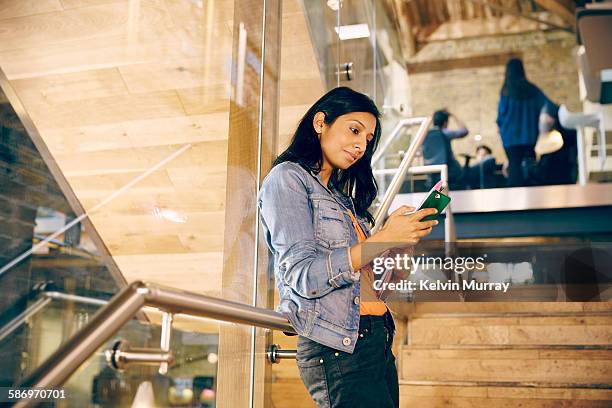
[407,30,581,162]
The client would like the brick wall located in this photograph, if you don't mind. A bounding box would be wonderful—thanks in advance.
[405,30,581,163]
[0,97,119,385]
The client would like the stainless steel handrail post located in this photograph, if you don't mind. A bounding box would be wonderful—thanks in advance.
[159,312,173,374]
[372,117,431,232]
[15,282,148,400]
[438,165,456,243]
[597,113,606,170]
[371,117,428,167]
[105,339,173,372]
[577,127,588,185]
[267,344,297,364]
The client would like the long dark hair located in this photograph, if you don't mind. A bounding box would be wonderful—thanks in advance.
[501,58,540,99]
[274,87,382,224]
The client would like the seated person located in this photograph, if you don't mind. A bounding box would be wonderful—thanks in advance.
[422,109,469,190]
[463,145,498,189]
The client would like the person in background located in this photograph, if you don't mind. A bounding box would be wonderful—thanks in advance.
[463,145,498,189]
[496,58,551,187]
[422,109,469,190]
[529,101,578,185]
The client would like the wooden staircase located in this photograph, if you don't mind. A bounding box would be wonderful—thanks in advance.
[397,302,612,407]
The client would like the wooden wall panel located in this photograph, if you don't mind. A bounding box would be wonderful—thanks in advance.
[0,0,234,319]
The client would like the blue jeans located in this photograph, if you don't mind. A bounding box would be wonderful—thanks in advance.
[296,312,399,407]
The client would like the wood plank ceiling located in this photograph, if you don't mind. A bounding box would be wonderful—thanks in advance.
[387,0,576,57]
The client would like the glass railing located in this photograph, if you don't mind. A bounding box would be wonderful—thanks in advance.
[64,319,220,408]
[0,0,269,404]
[19,302,222,408]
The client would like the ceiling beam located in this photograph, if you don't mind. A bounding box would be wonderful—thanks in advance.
[422,15,561,42]
[389,0,418,57]
[406,51,522,74]
[464,0,574,32]
[533,0,576,27]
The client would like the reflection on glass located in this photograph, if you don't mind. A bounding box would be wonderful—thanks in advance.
[61,317,220,408]
[0,86,122,387]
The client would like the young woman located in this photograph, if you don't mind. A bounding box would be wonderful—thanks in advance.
[496,58,551,187]
[258,87,437,407]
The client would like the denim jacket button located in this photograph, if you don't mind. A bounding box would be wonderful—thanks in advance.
[353,296,360,305]
[342,337,351,346]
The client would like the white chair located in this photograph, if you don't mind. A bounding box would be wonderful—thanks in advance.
[558,104,605,185]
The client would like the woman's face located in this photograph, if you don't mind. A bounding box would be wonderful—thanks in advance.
[313,111,376,171]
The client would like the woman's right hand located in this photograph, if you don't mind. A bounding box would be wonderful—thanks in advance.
[371,205,439,248]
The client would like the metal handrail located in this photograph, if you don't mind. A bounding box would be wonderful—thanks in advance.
[2,287,280,346]
[372,116,431,232]
[0,297,52,344]
[14,281,295,406]
[371,117,428,167]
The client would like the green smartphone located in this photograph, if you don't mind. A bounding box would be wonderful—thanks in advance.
[417,181,451,221]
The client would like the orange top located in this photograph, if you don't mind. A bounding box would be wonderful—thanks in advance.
[345,210,388,316]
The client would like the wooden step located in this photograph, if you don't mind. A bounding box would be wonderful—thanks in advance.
[399,381,612,408]
[400,346,612,384]
[399,301,612,315]
[409,314,612,346]
[590,171,612,183]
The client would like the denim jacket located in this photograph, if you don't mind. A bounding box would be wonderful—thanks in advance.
[258,161,382,353]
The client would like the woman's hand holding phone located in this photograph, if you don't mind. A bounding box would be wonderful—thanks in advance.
[349,206,438,272]
[371,205,438,249]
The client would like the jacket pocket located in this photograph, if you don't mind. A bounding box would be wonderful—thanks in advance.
[315,285,354,329]
[312,196,349,249]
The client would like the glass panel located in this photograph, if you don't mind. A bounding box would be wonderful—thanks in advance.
[338,0,377,101]
[297,1,417,204]
[60,314,221,408]
[0,85,122,386]
[300,0,342,89]
[1,0,282,405]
